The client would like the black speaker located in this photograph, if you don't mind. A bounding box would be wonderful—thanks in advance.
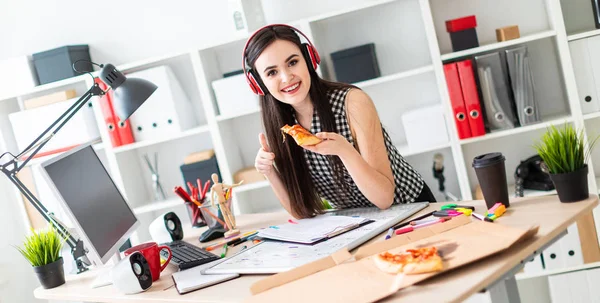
[149,212,184,243]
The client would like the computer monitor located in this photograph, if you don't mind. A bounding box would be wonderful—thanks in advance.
[39,142,139,266]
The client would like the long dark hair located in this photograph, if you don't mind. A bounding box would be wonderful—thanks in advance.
[245,25,354,218]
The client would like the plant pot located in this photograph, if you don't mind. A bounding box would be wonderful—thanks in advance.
[549,165,589,203]
[33,257,65,289]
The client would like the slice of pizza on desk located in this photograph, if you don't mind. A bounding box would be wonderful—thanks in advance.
[281,124,322,146]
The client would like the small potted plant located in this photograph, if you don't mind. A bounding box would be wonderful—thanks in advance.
[15,226,67,289]
[534,123,599,203]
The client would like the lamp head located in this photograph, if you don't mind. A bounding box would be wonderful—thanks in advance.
[99,64,157,121]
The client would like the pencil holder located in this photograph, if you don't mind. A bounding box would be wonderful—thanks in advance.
[185,199,206,228]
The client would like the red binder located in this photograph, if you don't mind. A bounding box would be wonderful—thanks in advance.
[96,79,122,147]
[96,79,135,146]
[443,63,472,139]
[456,59,486,137]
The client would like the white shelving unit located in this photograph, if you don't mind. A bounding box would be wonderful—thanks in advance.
[2,0,600,282]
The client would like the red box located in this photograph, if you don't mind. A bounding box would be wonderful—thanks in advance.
[446,15,477,33]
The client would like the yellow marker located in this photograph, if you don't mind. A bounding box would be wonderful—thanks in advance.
[455,208,472,216]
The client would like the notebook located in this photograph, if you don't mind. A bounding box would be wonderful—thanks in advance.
[171,259,239,294]
[256,215,372,244]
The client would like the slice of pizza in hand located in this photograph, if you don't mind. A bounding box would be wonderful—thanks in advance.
[280,124,322,146]
[373,246,443,275]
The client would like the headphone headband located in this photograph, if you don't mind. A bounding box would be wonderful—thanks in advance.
[241,23,317,78]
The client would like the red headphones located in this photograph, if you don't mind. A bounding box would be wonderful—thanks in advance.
[242,24,321,96]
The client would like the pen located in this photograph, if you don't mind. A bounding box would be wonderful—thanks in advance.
[391,210,435,230]
[472,212,494,222]
[395,217,450,235]
[385,227,394,240]
[220,244,228,258]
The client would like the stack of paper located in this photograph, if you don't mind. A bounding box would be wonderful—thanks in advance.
[257,215,371,244]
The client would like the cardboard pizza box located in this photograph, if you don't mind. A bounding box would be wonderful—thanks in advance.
[246,215,538,303]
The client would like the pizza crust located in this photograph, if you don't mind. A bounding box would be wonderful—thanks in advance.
[280,124,322,146]
[373,254,404,274]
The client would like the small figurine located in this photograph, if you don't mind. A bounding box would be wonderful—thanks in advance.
[210,173,243,238]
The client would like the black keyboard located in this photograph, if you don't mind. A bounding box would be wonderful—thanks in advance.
[161,240,220,270]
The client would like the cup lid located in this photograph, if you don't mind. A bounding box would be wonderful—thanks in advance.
[472,152,505,168]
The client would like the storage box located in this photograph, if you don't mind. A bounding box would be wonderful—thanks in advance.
[180,155,222,193]
[23,89,77,109]
[234,167,266,184]
[126,65,198,142]
[212,73,260,117]
[401,104,449,150]
[0,56,38,98]
[227,0,266,34]
[9,97,100,156]
[446,16,479,52]
[331,43,380,84]
[496,25,520,42]
[32,45,92,85]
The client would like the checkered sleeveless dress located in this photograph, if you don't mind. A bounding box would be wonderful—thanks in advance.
[300,88,425,209]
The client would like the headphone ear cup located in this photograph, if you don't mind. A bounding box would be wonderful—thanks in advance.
[246,70,264,95]
[304,44,320,70]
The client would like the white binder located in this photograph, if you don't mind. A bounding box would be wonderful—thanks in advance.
[542,239,566,270]
[126,65,198,142]
[523,254,544,274]
[570,38,600,114]
[562,224,584,268]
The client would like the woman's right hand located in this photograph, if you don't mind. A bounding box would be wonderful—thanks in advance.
[255,133,276,177]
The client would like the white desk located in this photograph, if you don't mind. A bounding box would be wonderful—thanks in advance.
[34,195,599,303]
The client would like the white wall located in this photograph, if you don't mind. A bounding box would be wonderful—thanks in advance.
[0,1,377,302]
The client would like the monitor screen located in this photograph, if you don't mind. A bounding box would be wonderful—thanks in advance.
[41,144,138,264]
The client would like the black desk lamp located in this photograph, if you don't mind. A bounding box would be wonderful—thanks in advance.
[0,60,157,273]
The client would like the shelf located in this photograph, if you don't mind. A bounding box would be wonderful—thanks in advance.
[583,111,600,121]
[306,0,397,23]
[567,29,600,42]
[112,125,210,153]
[507,183,557,199]
[132,198,184,215]
[117,51,191,72]
[0,74,89,101]
[353,65,434,89]
[396,142,451,157]
[459,115,573,145]
[234,180,270,194]
[516,261,600,280]
[215,108,261,122]
[440,30,557,61]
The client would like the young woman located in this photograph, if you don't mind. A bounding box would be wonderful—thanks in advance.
[245,24,436,219]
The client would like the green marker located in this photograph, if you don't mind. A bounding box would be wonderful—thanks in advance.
[220,244,228,258]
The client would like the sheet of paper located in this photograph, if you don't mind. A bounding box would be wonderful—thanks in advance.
[257,215,370,244]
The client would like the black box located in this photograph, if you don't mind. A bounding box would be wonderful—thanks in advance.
[449,28,479,52]
[32,45,93,85]
[331,43,380,84]
[180,155,222,191]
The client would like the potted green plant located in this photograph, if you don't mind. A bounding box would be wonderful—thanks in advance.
[15,226,67,289]
[534,123,599,203]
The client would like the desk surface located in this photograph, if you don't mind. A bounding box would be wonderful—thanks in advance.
[35,195,599,303]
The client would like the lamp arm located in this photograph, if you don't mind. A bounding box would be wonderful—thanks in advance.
[0,81,106,273]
